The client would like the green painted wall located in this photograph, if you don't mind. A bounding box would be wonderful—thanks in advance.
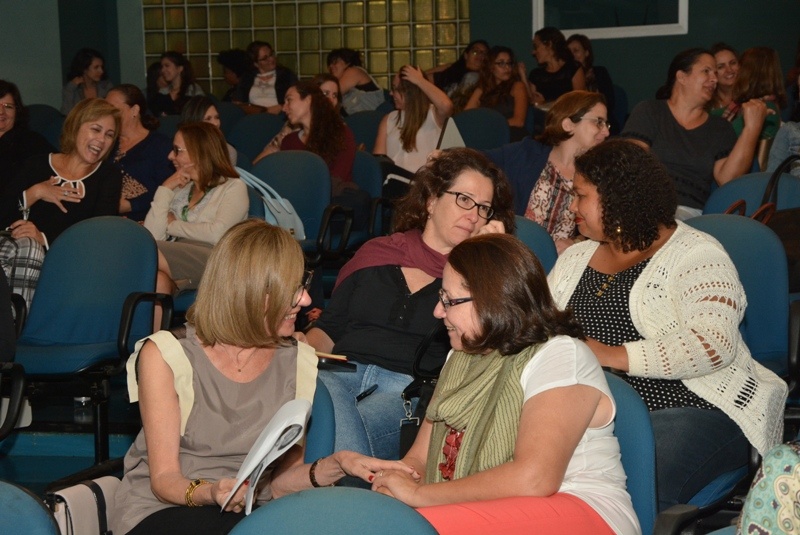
[470,0,800,114]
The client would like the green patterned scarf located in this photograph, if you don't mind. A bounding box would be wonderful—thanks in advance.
[425,344,541,483]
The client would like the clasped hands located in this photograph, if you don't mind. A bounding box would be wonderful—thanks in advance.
[371,465,424,506]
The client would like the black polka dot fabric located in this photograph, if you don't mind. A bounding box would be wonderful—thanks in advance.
[568,259,716,412]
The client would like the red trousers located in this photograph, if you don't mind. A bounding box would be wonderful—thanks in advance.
[417,493,616,535]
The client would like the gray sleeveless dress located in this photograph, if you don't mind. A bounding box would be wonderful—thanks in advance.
[110,326,317,534]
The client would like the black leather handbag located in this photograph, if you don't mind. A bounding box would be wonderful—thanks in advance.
[399,323,447,458]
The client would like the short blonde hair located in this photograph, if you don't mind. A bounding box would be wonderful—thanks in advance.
[178,122,238,192]
[188,219,305,348]
[60,98,120,156]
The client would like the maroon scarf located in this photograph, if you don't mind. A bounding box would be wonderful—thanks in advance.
[334,229,447,290]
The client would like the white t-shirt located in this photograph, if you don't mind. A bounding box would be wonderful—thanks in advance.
[520,336,641,535]
[249,71,279,108]
[385,105,442,173]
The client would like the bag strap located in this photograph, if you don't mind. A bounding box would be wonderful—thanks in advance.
[760,154,800,206]
[80,480,111,535]
[236,166,295,214]
[403,323,446,400]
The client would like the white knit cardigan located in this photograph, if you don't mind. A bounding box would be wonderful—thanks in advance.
[548,221,787,455]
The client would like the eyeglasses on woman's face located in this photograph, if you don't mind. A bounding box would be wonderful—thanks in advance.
[443,191,494,220]
[577,115,611,131]
[493,61,514,68]
[438,288,472,309]
[291,270,314,308]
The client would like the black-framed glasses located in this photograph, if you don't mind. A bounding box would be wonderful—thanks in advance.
[469,50,488,57]
[493,61,514,68]
[577,115,611,131]
[443,191,494,220]
[438,288,473,309]
[0,103,16,112]
[291,270,314,308]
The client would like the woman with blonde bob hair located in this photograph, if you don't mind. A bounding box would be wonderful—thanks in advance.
[144,121,248,300]
[485,90,609,252]
[0,98,122,305]
[112,220,408,535]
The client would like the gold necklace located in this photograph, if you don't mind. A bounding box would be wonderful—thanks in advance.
[220,344,255,373]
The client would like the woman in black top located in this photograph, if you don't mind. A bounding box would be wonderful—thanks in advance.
[522,27,586,107]
[0,99,122,306]
[567,34,616,129]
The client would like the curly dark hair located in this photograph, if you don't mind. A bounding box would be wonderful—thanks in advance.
[393,147,515,234]
[291,80,346,167]
[574,139,676,252]
[477,46,521,109]
[448,233,584,355]
[326,48,362,68]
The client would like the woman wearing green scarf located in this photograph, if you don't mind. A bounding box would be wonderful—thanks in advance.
[371,233,640,535]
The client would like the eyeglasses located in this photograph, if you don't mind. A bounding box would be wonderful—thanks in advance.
[469,50,488,57]
[257,53,275,62]
[577,116,611,131]
[443,191,494,220]
[172,145,187,155]
[321,90,339,100]
[291,270,314,308]
[0,103,16,112]
[438,288,473,309]
[494,61,514,68]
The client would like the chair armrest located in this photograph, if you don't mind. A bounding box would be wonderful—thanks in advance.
[369,197,394,238]
[10,293,26,338]
[654,503,700,535]
[0,362,25,441]
[307,204,354,265]
[116,292,174,365]
[788,299,800,400]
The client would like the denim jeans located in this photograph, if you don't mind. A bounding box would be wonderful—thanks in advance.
[318,362,414,461]
[767,121,800,175]
[651,407,749,511]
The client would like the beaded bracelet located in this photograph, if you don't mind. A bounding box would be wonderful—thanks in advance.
[185,478,210,507]
[309,458,334,488]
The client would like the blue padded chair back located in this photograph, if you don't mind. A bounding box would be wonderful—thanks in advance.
[304,378,335,463]
[0,479,59,534]
[250,151,331,249]
[39,116,64,151]
[27,104,63,133]
[214,101,246,137]
[352,151,383,200]
[227,113,286,162]
[686,215,789,376]
[345,110,385,152]
[452,108,510,150]
[17,217,158,375]
[703,172,800,215]
[156,114,181,140]
[453,108,511,150]
[235,151,252,172]
[230,487,437,535]
[514,216,558,273]
[605,372,657,535]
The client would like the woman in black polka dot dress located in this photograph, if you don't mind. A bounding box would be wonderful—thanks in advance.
[548,139,787,511]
